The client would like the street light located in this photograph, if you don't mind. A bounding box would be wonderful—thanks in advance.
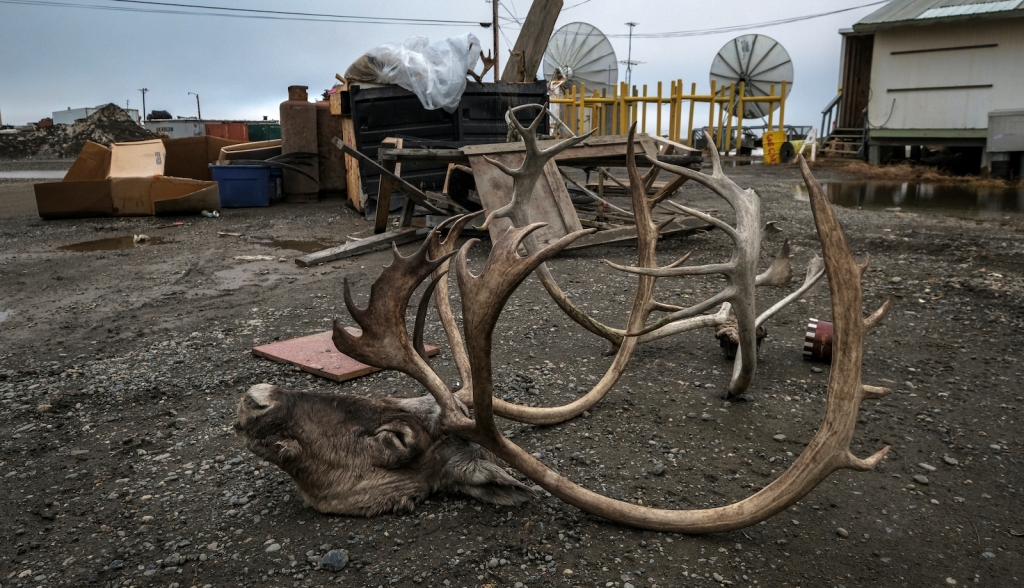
[188,92,201,120]
[138,88,148,123]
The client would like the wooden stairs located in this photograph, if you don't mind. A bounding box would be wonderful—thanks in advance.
[821,128,864,158]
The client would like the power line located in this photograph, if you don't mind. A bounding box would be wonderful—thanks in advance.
[605,1,889,38]
[563,0,594,11]
[107,0,482,25]
[0,0,486,26]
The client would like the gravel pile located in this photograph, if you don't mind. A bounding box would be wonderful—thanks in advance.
[0,104,155,159]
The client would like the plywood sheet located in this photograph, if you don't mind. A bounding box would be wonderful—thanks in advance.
[252,329,438,382]
[468,154,582,246]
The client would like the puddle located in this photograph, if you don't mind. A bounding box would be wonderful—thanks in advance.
[59,236,169,252]
[0,170,67,179]
[794,181,1024,217]
[251,238,341,254]
[0,309,13,324]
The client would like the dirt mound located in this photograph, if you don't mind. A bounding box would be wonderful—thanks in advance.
[0,104,155,159]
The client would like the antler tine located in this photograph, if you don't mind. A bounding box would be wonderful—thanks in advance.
[445,155,894,534]
[412,271,446,362]
[426,211,485,393]
[755,239,793,287]
[755,255,826,328]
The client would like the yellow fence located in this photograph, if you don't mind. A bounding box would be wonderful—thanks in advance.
[549,80,788,154]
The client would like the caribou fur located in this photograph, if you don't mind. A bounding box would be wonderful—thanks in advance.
[234,384,535,516]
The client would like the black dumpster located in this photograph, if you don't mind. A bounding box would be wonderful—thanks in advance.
[345,81,549,215]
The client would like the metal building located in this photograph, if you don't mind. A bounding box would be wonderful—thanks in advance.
[824,0,1024,175]
[53,106,140,126]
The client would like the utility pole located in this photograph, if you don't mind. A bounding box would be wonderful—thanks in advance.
[138,88,148,123]
[492,0,499,82]
[188,92,201,120]
[623,22,639,87]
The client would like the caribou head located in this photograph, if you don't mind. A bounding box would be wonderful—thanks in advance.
[234,383,534,516]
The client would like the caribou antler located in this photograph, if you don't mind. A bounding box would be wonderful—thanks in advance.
[437,154,893,533]
[331,225,472,432]
[607,133,824,398]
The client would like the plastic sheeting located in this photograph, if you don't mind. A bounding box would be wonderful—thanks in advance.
[345,34,482,113]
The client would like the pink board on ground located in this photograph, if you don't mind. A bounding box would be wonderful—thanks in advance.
[251,328,438,382]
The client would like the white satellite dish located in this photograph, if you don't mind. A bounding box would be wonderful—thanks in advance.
[710,34,793,120]
[543,22,618,97]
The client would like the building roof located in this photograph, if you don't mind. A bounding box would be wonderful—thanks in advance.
[853,0,1024,31]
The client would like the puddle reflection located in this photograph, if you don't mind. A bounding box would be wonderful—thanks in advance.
[794,181,1024,217]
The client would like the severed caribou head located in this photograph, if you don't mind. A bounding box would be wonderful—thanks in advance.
[233,383,534,516]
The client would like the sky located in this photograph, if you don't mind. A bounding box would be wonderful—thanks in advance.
[0,0,889,128]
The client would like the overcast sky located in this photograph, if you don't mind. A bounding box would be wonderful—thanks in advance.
[0,0,888,127]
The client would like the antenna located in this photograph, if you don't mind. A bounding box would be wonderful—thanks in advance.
[710,34,793,119]
[622,22,639,87]
[543,22,619,96]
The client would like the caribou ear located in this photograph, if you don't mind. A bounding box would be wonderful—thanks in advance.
[443,456,537,506]
[368,417,430,469]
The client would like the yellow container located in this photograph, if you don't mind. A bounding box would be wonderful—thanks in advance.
[762,130,787,165]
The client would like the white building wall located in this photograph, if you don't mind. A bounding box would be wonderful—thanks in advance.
[52,107,140,125]
[868,18,1024,131]
[143,120,205,138]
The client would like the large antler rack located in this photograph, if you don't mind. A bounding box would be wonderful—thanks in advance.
[437,154,895,533]
[606,133,825,398]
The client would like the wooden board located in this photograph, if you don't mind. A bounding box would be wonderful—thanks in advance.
[252,329,438,383]
[374,137,402,233]
[340,115,365,212]
[500,0,563,83]
[468,154,582,246]
[294,227,428,267]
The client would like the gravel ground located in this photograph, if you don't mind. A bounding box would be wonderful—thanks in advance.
[1,158,1022,588]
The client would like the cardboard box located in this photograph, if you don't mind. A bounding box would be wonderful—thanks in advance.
[34,136,237,219]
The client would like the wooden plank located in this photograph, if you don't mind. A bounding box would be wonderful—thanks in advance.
[340,115,365,212]
[375,137,402,234]
[252,329,438,383]
[500,0,564,83]
[469,153,579,246]
[378,148,469,164]
[294,228,428,267]
[565,217,711,250]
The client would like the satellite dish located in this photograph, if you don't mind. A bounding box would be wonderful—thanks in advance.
[710,34,793,120]
[543,22,618,97]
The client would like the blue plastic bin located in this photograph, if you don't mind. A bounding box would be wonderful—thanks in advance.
[209,164,275,208]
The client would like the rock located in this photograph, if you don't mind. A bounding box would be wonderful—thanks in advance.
[265,543,281,553]
[319,549,349,572]
[713,573,724,582]
[107,559,124,570]
[943,456,959,466]
[163,553,181,567]
[810,366,823,373]
[836,527,849,538]
[563,568,574,575]
[918,463,937,472]
[981,551,995,559]
[487,558,499,569]
[913,474,930,485]
[624,583,635,588]
[651,462,666,476]
[773,434,786,441]
[945,578,956,585]
[890,276,902,283]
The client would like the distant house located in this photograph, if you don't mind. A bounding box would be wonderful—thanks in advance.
[830,0,1024,175]
[53,106,140,126]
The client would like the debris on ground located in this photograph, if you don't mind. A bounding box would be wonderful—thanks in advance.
[0,104,155,159]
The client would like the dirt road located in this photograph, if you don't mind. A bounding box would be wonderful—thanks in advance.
[1,159,1021,587]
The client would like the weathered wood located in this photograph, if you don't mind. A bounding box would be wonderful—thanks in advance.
[340,116,365,212]
[468,153,581,246]
[565,217,710,250]
[378,148,469,164]
[500,0,564,83]
[294,228,428,267]
[375,138,402,233]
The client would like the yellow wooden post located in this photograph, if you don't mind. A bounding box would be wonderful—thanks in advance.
[632,86,639,131]
[725,83,736,154]
[707,80,717,147]
[687,82,697,146]
[656,81,663,137]
[673,78,682,142]
[641,84,648,133]
[779,80,787,132]
[620,82,628,134]
[578,82,586,136]
[767,83,775,132]
[735,81,745,155]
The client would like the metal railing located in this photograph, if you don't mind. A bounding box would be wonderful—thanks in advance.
[549,80,788,154]
[820,89,842,142]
